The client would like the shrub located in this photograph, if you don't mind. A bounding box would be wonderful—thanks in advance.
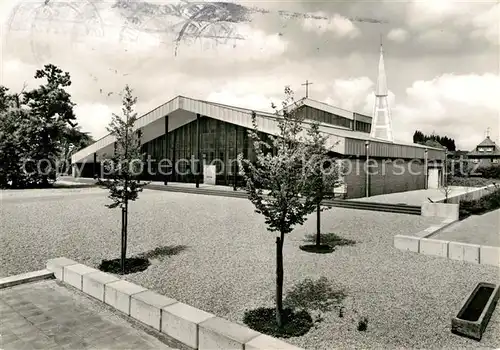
[449,176,497,187]
[459,187,500,219]
[478,166,500,179]
[357,317,368,331]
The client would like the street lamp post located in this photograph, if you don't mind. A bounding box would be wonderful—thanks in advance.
[365,141,370,197]
[443,146,448,187]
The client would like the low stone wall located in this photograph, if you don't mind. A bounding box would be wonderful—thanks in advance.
[46,257,302,350]
[394,220,500,267]
[435,184,497,204]
[421,203,459,220]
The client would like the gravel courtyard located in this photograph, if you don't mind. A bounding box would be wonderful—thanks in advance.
[1,187,499,349]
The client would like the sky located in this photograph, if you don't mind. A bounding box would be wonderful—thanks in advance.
[0,0,499,151]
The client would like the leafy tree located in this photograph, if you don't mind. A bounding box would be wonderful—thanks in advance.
[21,64,77,185]
[414,129,456,151]
[97,85,148,274]
[58,126,94,174]
[0,65,87,188]
[424,139,442,149]
[0,85,35,188]
[238,87,326,327]
[0,104,25,187]
[413,130,425,144]
[303,122,342,247]
[0,86,10,112]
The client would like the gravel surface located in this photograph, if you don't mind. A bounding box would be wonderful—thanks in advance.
[1,187,499,349]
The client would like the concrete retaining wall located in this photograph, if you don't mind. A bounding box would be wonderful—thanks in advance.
[394,234,499,267]
[46,257,302,350]
[421,203,459,220]
[435,184,497,204]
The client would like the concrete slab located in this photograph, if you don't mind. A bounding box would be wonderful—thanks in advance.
[104,280,147,315]
[448,242,480,264]
[63,264,98,290]
[198,316,260,350]
[46,257,78,280]
[480,245,500,267]
[246,334,303,350]
[82,271,120,301]
[421,203,459,220]
[161,302,215,349]
[130,290,177,331]
[394,235,420,252]
[419,238,449,258]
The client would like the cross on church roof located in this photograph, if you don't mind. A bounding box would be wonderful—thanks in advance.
[486,127,491,138]
[301,80,313,98]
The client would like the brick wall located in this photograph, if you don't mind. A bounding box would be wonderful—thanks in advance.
[344,158,426,199]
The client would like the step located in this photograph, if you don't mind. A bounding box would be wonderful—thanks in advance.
[69,178,421,215]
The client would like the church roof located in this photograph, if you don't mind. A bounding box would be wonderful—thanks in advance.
[290,97,372,121]
[71,95,443,164]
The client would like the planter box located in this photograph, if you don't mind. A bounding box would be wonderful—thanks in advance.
[451,282,500,340]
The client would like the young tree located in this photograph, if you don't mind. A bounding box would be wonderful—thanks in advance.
[97,85,148,274]
[238,87,327,327]
[303,122,343,247]
[440,184,453,203]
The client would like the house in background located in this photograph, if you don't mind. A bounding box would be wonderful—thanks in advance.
[467,135,500,167]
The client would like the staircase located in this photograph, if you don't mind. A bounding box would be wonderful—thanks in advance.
[61,177,422,216]
[147,184,422,215]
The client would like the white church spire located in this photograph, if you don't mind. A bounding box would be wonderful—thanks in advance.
[370,42,394,142]
[375,44,388,96]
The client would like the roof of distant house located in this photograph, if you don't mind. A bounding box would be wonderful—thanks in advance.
[477,136,497,147]
[468,137,500,156]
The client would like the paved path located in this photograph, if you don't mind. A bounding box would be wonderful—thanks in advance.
[432,209,500,247]
[352,186,478,206]
[0,280,177,350]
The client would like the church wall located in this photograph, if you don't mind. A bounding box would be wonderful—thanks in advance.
[138,116,254,185]
[343,158,425,199]
[74,115,427,198]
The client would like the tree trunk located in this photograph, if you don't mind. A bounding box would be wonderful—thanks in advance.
[124,199,128,272]
[316,203,321,246]
[276,234,284,327]
[120,207,125,274]
[120,204,127,274]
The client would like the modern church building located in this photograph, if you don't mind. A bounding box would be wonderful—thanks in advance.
[71,45,446,198]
